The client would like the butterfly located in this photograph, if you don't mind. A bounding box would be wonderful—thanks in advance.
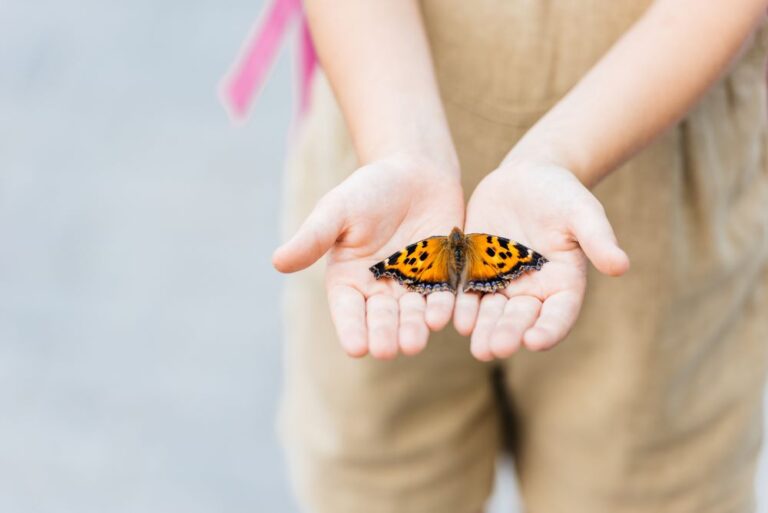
[369,227,547,294]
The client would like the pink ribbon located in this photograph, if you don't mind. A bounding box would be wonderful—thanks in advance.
[220,0,318,120]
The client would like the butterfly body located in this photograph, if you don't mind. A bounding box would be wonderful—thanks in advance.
[370,227,547,295]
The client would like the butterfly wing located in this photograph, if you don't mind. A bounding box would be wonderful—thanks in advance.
[369,236,456,294]
[463,233,547,293]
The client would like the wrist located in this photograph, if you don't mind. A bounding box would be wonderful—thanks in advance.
[354,103,459,178]
[371,151,462,185]
[501,131,603,188]
[362,133,460,180]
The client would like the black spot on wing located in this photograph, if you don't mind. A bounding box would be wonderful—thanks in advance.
[421,240,429,248]
[419,251,429,261]
[370,261,386,278]
[499,252,507,260]
[514,242,529,256]
[497,249,549,280]
[373,261,461,295]
[498,237,510,250]
[405,243,418,256]
[463,246,549,294]
[486,235,493,243]
[387,251,402,264]
[485,247,496,257]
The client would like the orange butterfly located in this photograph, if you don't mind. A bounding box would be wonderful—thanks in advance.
[369,227,547,294]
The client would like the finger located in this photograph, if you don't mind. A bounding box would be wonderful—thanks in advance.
[470,293,506,361]
[523,290,582,351]
[569,201,630,277]
[500,272,544,300]
[398,293,429,355]
[425,291,454,331]
[489,295,541,358]
[453,290,480,336]
[272,192,345,273]
[366,294,399,360]
[328,285,368,357]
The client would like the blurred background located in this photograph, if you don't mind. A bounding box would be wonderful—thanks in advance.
[0,1,766,512]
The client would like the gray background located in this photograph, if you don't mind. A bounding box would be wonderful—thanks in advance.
[0,1,765,512]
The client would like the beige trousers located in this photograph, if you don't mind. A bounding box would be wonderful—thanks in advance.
[279,2,768,512]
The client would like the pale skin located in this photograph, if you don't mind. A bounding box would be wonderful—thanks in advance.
[273,0,768,360]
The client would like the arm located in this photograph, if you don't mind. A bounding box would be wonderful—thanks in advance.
[509,0,767,185]
[460,0,766,359]
[273,1,462,359]
[302,0,457,170]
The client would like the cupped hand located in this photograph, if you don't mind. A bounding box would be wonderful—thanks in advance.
[273,155,464,359]
[456,163,630,361]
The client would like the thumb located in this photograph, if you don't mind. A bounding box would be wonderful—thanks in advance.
[272,191,346,273]
[569,200,630,277]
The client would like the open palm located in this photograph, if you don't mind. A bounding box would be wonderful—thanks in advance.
[273,155,464,359]
[456,164,630,360]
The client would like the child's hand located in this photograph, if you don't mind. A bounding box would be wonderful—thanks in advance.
[456,163,630,360]
[273,155,464,359]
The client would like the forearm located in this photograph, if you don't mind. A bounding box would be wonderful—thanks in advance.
[506,0,766,186]
[304,0,457,174]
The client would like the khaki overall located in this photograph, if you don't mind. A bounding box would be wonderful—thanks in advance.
[278,1,768,512]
